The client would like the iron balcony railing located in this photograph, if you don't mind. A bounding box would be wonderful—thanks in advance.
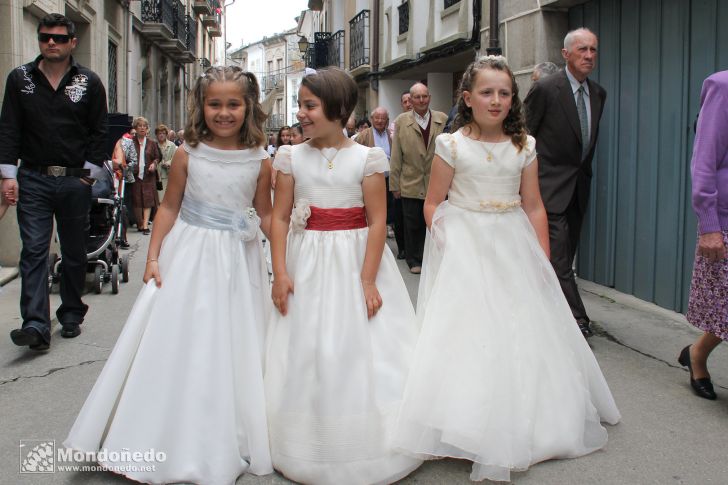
[444,0,460,8]
[349,9,370,70]
[398,1,409,35]
[141,0,176,31]
[328,30,344,68]
[174,0,186,44]
[185,15,197,52]
[266,113,285,131]
[306,31,345,69]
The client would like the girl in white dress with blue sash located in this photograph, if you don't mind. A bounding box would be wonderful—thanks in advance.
[393,56,621,482]
[64,67,274,485]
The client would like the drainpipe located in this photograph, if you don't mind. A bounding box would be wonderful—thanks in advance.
[126,2,134,114]
[486,0,501,55]
[371,0,379,91]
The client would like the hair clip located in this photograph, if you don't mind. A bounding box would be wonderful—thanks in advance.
[304,67,317,77]
[480,54,508,63]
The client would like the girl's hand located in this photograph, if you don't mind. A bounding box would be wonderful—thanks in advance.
[143,260,162,287]
[148,162,156,172]
[698,232,727,262]
[361,280,382,319]
[272,274,294,315]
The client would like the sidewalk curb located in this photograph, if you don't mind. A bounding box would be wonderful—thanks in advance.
[0,267,19,286]
[577,278,689,327]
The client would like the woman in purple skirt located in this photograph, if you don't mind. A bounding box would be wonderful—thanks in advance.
[679,70,728,401]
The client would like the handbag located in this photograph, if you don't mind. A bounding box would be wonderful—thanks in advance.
[156,178,163,191]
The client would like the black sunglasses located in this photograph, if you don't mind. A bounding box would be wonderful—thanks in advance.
[38,33,72,44]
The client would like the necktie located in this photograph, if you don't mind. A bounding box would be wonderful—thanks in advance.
[577,84,590,160]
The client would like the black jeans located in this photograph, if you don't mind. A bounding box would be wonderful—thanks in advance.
[401,197,426,268]
[17,169,91,343]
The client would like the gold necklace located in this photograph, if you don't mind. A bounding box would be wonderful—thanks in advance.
[320,148,340,170]
[483,141,498,162]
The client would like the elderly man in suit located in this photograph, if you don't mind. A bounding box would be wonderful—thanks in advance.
[390,82,448,274]
[524,28,605,338]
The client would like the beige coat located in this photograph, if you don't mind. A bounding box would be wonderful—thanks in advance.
[355,126,392,151]
[389,110,447,199]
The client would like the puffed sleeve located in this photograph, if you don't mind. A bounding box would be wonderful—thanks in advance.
[522,135,537,168]
[364,147,390,176]
[272,145,292,174]
[434,133,455,167]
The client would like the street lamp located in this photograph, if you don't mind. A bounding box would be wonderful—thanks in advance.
[298,36,309,54]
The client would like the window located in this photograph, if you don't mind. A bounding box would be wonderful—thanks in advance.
[398,1,409,35]
[444,0,460,8]
[107,41,118,112]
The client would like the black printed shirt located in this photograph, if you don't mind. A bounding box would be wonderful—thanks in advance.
[0,55,108,173]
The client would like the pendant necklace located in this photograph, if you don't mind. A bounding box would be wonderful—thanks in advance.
[320,144,345,170]
[482,141,501,162]
[321,149,339,169]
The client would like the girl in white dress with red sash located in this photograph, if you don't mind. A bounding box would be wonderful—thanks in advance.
[393,56,620,482]
[265,68,422,485]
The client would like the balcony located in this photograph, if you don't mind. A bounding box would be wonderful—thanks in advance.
[192,0,212,15]
[151,0,196,63]
[306,30,345,69]
[201,0,221,33]
[349,10,370,72]
[266,113,285,131]
[140,0,176,41]
[262,73,283,92]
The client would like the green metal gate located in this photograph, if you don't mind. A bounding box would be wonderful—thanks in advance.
[570,0,728,312]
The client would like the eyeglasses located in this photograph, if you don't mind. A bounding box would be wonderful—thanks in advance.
[38,33,72,44]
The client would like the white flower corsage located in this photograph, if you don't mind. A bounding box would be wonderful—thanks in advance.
[290,199,311,232]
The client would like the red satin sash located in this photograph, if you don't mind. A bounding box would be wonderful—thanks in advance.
[306,206,368,231]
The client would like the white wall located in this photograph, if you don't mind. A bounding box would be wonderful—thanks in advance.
[379,78,417,120]
[427,72,453,114]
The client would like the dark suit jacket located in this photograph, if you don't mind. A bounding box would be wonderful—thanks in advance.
[524,69,606,214]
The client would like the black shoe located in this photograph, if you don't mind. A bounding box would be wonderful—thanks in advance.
[578,320,593,339]
[397,250,406,260]
[60,323,82,339]
[678,345,717,400]
[142,228,150,235]
[119,240,130,249]
[10,328,49,351]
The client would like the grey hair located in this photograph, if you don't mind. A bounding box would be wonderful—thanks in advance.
[370,106,389,119]
[409,82,429,97]
[563,28,596,51]
[533,61,559,79]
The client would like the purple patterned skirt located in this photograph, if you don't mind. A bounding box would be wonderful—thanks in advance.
[686,230,728,341]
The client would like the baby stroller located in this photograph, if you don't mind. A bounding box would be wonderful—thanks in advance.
[48,161,130,294]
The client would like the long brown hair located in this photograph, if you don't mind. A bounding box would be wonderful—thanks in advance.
[452,56,527,151]
[185,66,267,148]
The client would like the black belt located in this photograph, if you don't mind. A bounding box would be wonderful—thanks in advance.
[21,163,90,177]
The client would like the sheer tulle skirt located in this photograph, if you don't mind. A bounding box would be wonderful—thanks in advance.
[64,219,273,485]
[265,227,422,485]
[394,203,620,482]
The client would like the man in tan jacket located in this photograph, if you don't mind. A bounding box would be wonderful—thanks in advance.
[390,82,447,273]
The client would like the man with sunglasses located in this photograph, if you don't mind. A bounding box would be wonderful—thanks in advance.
[0,13,108,351]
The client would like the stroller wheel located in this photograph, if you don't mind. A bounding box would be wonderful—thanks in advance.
[93,266,103,294]
[120,255,130,283]
[111,265,120,294]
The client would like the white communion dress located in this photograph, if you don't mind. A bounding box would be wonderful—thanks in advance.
[393,131,621,482]
[64,143,273,485]
[265,143,422,485]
